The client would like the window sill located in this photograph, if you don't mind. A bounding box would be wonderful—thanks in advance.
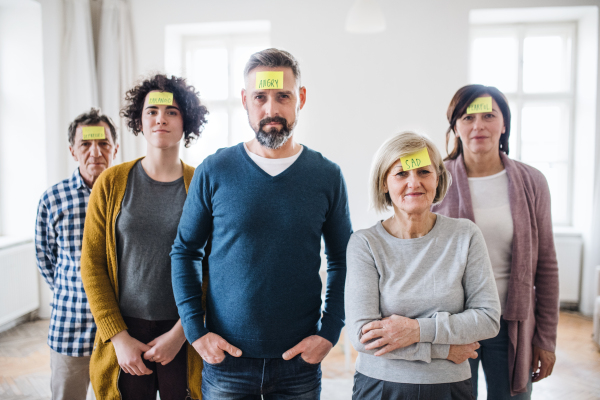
[0,236,33,251]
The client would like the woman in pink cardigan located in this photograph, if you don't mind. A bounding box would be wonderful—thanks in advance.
[432,84,559,399]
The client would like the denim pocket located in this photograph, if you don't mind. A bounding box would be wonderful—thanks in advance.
[204,353,229,367]
[297,355,320,367]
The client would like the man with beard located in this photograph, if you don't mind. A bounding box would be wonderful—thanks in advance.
[171,48,353,399]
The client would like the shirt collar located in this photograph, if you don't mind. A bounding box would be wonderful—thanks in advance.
[70,168,91,191]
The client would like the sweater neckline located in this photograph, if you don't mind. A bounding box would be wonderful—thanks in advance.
[375,213,442,242]
[237,142,307,180]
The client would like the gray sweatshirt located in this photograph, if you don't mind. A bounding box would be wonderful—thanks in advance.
[345,214,500,384]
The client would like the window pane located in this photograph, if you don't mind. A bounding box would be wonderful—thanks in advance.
[232,46,268,98]
[523,36,571,93]
[527,161,569,225]
[231,107,256,144]
[520,104,569,163]
[520,103,570,225]
[470,37,518,93]
[187,48,229,101]
[182,108,229,166]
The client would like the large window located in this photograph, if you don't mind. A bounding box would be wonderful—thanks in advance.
[470,23,576,225]
[180,32,270,166]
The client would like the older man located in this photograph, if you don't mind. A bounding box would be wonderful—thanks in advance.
[35,108,118,400]
[171,48,353,399]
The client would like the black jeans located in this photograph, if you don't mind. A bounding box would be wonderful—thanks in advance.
[118,316,188,400]
[352,372,474,400]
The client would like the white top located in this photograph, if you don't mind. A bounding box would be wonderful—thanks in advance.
[243,142,303,176]
[468,169,513,314]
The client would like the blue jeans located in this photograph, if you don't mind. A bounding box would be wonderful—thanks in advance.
[469,318,532,400]
[202,354,321,399]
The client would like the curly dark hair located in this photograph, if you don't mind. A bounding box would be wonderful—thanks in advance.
[120,74,209,148]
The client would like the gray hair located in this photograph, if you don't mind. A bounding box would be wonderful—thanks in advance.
[369,131,452,213]
[68,107,118,146]
[243,48,301,86]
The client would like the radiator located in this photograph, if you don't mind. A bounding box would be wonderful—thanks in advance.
[554,232,583,306]
[0,240,39,327]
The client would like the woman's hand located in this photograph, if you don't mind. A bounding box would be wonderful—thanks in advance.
[111,330,153,376]
[360,315,420,356]
[532,345,556,382]
[143,320,187,366]
[447,342,480,364]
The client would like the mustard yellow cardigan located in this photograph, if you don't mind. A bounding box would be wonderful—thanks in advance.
[81,158,203,399]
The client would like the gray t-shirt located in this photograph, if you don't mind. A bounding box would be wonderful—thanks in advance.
[116,160,186,321]
[345,214,501,384]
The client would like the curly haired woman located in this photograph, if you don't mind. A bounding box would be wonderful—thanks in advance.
[81,74,209,399]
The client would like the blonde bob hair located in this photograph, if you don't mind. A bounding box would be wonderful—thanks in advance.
[370,131,451,213]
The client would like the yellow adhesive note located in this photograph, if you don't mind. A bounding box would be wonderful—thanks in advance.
[256,71,284,89]
[148,92,173,105]
[82,126,106,140]
[400,147,432,171]
[466,96,492,114]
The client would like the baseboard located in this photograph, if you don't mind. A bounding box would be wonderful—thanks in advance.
[0,310,39,334]
[560,301,579,311]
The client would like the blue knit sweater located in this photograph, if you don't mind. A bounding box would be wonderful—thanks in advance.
[171,143,353,358]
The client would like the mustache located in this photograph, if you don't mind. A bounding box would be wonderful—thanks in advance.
[259,116,288,131]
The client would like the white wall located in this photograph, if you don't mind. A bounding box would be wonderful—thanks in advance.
[128,0,467,230]
[127,0,600,230]
[0,0,47,237]
[124,0,600,314]
[34,0,600,313]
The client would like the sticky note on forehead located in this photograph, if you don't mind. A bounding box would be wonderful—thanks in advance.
[148,92,173,105]
[466,96,492,114]
[400,147,432,171]
[256,71,284,89]
[82,126,106,140]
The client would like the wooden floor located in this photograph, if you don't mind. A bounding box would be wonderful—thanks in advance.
[0,312,598,399]
[522,312,600,399]
[0,320,51,399]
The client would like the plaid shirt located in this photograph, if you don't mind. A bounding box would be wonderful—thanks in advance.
[35,169,96,357]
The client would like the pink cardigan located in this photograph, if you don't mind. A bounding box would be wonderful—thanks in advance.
[432,153,559,395]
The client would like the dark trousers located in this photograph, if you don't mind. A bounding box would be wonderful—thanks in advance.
[118,316,188,400]
[202,354,321,399]
[352,372,474,400]
[469,318,532,400]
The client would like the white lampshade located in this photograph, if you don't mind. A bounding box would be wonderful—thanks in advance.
[345,0,386,33]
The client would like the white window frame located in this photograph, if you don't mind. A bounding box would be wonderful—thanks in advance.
[470,22,577,226]
[181,32,270,147]
[164,21,271,166]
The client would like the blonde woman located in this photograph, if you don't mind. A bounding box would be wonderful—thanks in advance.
[345,132,501,399]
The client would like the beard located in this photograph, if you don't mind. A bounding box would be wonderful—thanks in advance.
[252,115,296,150]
